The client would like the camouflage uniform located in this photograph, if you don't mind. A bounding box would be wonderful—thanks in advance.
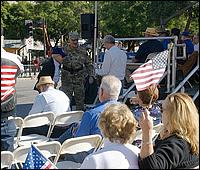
[61,32,94,110]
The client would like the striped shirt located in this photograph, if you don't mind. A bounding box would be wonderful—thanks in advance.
[1,49,24,102]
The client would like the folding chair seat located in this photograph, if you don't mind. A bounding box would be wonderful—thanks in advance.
[49,111,84,139]
[13,141,61,169]
[54,134,103,169]
[18,112,55,147]
[1,151,14,169]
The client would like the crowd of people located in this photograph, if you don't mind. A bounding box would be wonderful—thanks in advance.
[1,26,199,169]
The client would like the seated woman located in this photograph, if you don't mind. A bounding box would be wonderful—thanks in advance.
[80,103,140,169]
[130,84,162,126]
[138,92,199,169]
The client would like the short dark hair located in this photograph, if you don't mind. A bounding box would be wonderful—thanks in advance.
[171,28,180,36]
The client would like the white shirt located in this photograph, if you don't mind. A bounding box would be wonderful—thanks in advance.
[29,87,70,116]
[194,43,199,52]
[53,58,61,84]
[80,139,140,169]
[95,46,127,80]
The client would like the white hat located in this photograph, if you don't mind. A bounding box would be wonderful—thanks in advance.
[36,76,54,89]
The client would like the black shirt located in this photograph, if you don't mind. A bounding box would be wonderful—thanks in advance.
[135,39,164,63]
[138,134,199,169]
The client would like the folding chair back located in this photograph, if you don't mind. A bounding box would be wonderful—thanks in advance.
[13,141,61,169]
[18,112,55,146]
[54,134,103,169]
[1,151,14,169]
[8,116,24,149]
[14,117,24,149]
[49,111,83,137]
[23,111,54,128]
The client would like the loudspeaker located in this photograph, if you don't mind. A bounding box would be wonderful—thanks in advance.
[81,13,95,39]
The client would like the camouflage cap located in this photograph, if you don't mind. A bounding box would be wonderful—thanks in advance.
[68,32,80,40]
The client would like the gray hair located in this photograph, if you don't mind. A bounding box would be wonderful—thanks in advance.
[103,35,115,44]
[100,75,121,100]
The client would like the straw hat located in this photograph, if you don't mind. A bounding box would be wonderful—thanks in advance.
[143,28,159,36]
[36,76,54,89]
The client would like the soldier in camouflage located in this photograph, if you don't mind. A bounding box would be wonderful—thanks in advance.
[61,32,94,110]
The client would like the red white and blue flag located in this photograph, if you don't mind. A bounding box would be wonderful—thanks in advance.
[23,144,57,169]
[130,50,169,91]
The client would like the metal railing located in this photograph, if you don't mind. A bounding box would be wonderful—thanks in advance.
[19,64,41,77]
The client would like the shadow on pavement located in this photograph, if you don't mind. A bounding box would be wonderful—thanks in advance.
[16,103,33,118]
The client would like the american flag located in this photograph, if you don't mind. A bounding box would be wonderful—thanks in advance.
[23,144,57,169]
[130,50,169,91]
[1,65,17,101]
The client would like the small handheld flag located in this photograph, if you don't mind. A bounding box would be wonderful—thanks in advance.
[23,144,57,169]
[130,50,169,91]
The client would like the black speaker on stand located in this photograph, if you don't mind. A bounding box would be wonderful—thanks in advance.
[81,13,96,39]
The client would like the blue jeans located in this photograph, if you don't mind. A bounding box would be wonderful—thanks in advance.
[58,122,78,144]
[1,118,16,151]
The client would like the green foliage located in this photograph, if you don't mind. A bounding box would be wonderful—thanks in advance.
[1,1,199,41]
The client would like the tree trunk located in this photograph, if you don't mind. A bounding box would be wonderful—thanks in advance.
[184,8,192,31]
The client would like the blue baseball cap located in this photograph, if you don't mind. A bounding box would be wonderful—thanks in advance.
[181,31,191,36]
[52,47,66,58]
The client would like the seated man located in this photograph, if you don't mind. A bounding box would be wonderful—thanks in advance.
[22,76,71,137]
[177,33,199,77]
[132,27,164,63]
[58,75,122,143]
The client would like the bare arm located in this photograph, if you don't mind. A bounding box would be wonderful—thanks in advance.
[139,109,154,159]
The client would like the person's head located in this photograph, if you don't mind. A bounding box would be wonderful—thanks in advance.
[102,35,115,50]
[36,76,55,92]
[143,28,159,37]
[180,31,191,41]
[171,28,180,37]
[115,41,123,48]
[157,28,170,37]
[136,84,159,107]
[99,103,137,144]
[68,32,79,49]
[99,75,121,102]
[193,34,199,45]
[161,92,199,155]
[51,47,66,63]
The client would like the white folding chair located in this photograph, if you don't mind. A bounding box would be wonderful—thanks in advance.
[49,111,84,138]
[18,112,55,146]
[13,141,61,169]
[1,151,14,169]
[54,134,103,169]
[132,123,163,146]
[9,116,24,149]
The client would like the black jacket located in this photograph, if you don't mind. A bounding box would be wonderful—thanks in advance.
[138,134,199,169]
[34,57,55,91]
